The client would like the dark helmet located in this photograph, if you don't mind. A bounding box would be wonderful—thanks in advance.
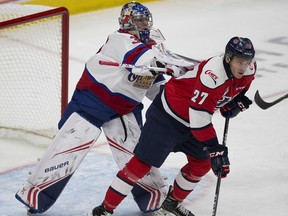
[225,37,255,60]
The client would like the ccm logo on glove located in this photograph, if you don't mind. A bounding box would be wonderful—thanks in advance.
[209,150,225,157]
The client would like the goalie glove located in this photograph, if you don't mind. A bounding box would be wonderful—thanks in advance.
[149,58,192,77]
[149,59,166,76]
[166,65,189,78]
[152,43,195,68]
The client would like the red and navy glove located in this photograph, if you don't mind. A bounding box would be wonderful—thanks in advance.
[220,94,252,118]
[206,144,230,178]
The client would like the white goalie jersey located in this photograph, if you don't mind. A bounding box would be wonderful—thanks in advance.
[76,29,196,116]
[76,30,166,116]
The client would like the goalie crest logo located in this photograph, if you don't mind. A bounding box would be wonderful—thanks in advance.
[128,73,155,89]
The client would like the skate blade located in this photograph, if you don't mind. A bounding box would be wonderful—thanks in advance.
[145,208,175,216]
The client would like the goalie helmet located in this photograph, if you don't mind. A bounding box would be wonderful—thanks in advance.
[225,37,255,60]
[119,2,153,44]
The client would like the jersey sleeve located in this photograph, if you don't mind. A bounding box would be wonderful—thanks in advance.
[188,62,222,146]
[109,32,156,76]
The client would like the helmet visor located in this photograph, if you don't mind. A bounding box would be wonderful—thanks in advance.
[132,14,153,30]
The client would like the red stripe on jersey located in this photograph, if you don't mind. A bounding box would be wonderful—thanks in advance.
[123,43,151,66]
[76,69,138,115]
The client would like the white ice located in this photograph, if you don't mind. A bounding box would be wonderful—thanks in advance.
[1,0,288,215]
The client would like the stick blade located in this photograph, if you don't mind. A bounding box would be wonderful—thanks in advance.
[254,90,270,110]
[254,90,288,110]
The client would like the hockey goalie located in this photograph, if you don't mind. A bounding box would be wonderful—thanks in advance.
[15,112,169,214]
[15,1,197,215]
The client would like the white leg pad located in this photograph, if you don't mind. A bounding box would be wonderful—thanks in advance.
[15,112,101,214]
[102,113,168,212]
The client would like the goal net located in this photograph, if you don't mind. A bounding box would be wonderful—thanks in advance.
[0,4,69,145]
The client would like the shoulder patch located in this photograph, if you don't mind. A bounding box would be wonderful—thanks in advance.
[199,56,226,89]
[200,69,222,89]
[205,70,219,84]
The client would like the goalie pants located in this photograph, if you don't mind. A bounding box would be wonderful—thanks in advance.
[58,89,144,129]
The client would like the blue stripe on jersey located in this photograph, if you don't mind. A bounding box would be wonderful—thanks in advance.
[122,44,150,72]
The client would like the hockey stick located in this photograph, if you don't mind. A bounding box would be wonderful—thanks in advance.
[175,53,201,64]
[212,117,230,216]
[254,90,288,110]
[99,60,173,73]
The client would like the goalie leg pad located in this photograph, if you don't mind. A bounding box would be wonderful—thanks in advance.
[102,113,168,212]
[132,182,168,213]
[15,112,101,214]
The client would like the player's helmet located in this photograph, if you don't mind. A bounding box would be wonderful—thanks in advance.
[225,37,255,60]
[119,2,153,44]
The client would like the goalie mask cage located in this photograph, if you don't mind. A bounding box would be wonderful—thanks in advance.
[0,4,69,143]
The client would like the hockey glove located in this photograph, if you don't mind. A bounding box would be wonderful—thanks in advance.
[206,144,230,178]
[149,60,166,76]
[220,94,252,118]
[166,65,188,78]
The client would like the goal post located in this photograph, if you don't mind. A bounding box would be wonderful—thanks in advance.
[0,4,69,144]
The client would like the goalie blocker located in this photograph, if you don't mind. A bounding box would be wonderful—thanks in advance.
[15,112,167,214]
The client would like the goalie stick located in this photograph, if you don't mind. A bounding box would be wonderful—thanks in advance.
[254,90,288,110]
[99,60,173,73]
[175,53,201,64]
[99,53,200,75]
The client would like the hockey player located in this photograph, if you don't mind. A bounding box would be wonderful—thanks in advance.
[89,36,257,216]
[15,2,195,215]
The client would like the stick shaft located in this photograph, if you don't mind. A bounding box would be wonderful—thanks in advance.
[212,117,230,216]
[99,60,172,73]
